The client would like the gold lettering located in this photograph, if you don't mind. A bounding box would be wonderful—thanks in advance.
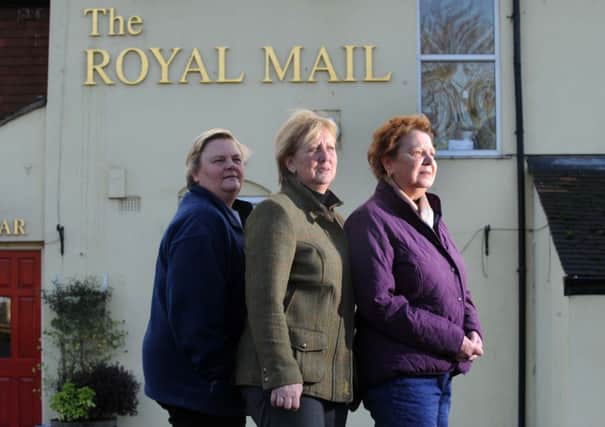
[108,8,124,36]
[262,46,303,83]
[150,48,182,84]
[116,48,149,85]
[128,15,143,36]
[216,47,244,83]
[363,45,392,82]
[13,219,25,235]
[343,45,357,82]
[179,48,212,84]
[84,49,114,86]
[308,46,340,82]
[0,220,11,236]
[83,8,108,37]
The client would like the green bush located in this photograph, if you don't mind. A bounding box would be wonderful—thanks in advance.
[42,276,126,387]
[50,381,96,422]
[43,276,139,421]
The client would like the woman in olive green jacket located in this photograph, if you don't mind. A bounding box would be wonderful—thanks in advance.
[236,110,354,427]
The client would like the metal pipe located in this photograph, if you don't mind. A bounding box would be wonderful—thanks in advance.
[512,1,527,426]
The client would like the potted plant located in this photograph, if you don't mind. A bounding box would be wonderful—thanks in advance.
[49,381,96,426]
[43,276,139,427]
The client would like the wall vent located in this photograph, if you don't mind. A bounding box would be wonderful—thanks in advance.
[119,196,141,213]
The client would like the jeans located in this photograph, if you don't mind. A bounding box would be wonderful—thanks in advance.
[158,402,246,427]
[363,374,452,427]
[241,386,348,427]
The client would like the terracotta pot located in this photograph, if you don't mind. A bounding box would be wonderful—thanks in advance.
[50,418,117,427]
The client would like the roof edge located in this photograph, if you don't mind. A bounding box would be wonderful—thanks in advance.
[527,155,605,175]
[0,96,47,127]
[564,276,605,296]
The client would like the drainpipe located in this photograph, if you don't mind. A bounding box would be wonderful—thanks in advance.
[512,1,527,426]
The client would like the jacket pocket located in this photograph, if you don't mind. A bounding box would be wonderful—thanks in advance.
[289,327,328,384]
[285,282,334,332]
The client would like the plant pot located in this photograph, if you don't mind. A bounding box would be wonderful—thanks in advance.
[50,418,117,427]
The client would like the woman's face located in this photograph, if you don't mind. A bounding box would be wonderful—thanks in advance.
[286,128,337,194]
[192,138,244,205]
[383,129,437,199]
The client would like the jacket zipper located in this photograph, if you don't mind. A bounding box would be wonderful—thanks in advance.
[331,315,342,400]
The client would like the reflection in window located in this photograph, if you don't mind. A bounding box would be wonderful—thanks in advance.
[422,62,496,150]
[420,0,494,54]
[0,297,10,358]
[419,0,498,154]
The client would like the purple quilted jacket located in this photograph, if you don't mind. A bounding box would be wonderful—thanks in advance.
[344,180,482,389]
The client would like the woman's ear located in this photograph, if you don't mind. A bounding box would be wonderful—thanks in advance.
[381,156,393,177]
[285,157,296,174]
[191,165,201,184]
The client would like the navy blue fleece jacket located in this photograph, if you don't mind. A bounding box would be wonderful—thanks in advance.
[142,185,248,415]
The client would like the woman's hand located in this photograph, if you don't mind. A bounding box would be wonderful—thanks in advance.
[468,330,483,354]
[456,333,484,362]
[270,383,303,411]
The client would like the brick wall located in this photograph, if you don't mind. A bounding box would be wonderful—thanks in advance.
[0,6,49,122]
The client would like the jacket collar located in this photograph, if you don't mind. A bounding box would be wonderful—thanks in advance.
[384,176,435,228]
[186,184,243,230]
[282,176,343,223]
[375,179,443,239]
[375,179,442,219]
[375,179,458,265]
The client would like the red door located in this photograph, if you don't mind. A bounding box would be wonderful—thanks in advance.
[0,251,41,427]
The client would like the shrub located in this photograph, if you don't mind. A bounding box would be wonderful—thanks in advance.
[43,276,140,421]
[50,381,96,422]
[42,276,126,388]
[72,363,140,420]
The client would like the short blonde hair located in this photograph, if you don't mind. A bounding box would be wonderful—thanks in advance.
[185,128,251,187]
[367,114,434,179]
[274,109,337,184]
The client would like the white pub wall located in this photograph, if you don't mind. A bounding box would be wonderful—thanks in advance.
[38,1,524,426]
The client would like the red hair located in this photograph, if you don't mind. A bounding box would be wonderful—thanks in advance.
[367,115,434,179]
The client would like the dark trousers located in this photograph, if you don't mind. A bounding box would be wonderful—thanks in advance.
[241,386,348,427]
[158,402,246,427]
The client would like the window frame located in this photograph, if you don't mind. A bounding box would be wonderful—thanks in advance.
[416,0,501,157]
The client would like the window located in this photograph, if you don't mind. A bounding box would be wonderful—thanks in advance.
[418,0,499,155]
[0,296,10,358]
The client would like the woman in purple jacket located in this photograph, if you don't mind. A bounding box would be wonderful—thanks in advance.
[344,115,483,427]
